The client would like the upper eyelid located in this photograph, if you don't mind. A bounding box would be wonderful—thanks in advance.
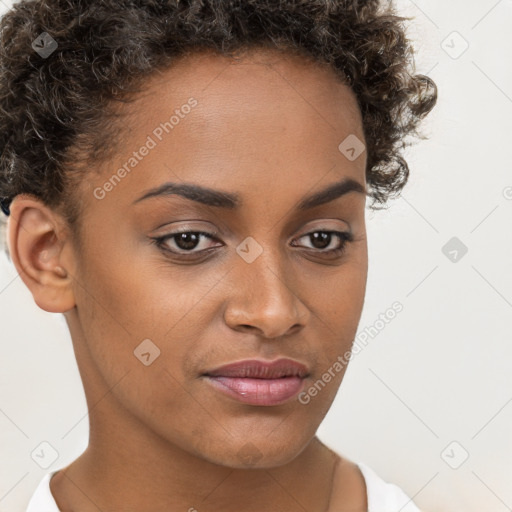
[159,219,350,236]
[161,227,349,238]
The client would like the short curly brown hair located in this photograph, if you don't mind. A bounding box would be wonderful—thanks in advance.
[0,0,437,257]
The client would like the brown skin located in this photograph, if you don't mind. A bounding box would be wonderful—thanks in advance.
[8,49,368,511]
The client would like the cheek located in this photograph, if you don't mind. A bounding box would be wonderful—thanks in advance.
[310,257,368,358]
[70,238,225,412]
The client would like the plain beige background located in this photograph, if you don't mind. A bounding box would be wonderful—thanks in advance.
[1,1,511,511]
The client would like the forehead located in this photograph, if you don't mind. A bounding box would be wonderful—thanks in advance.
[132,47,364,143]
[85,48,366,215]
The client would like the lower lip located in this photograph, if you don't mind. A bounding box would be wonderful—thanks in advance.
[203,375,305,406]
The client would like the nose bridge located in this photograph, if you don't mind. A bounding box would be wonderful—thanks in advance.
[245,244,292,303]
[224,236,308,337]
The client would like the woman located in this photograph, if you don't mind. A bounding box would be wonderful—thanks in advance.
[0,0,437,510]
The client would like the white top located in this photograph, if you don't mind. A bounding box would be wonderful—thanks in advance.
[26,462,421,512]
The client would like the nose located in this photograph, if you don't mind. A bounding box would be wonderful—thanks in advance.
[223,248,310,339]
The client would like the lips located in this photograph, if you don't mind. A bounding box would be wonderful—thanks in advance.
[202,358,309,406]
[204,358,309,379]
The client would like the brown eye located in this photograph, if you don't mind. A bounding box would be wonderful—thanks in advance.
[307,232,332,250]
[174,232,202,251]
[292,230,353,256]
[152,230,221,255]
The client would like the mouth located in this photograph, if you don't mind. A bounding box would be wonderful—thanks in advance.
[201,358,310,406]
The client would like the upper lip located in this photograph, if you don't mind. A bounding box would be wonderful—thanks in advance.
[203,358,309,379]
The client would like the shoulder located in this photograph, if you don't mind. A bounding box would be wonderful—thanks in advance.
[328,454,421,512]
[25,470,60,512]
[356,462,422,512]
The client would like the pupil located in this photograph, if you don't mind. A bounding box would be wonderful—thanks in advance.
[311,232,330,249]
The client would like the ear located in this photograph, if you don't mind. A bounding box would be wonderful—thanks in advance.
[7,194,76,313]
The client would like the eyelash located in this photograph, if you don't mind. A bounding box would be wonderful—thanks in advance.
[151,229,354,260]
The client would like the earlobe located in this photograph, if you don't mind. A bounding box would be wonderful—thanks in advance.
[7,194,76,313]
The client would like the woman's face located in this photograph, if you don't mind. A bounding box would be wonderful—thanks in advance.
[65,49,368,468]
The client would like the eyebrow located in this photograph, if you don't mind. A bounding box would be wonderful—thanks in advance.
[133,177,367,210]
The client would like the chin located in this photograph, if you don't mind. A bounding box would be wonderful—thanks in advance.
[192,432,312,470]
